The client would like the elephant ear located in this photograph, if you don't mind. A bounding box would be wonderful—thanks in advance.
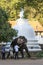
[18,36,27,44]
[17,38,21,44]
[22,36,27,43]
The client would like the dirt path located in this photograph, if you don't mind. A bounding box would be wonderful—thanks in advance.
[0,58,43,65]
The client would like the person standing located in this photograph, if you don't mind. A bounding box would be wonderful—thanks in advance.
[14,44,19,59]
[1,45,5,59]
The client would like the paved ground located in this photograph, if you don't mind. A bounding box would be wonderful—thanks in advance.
[0,58,43,65]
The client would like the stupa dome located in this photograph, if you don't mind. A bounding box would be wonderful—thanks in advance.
[13,18,36,40]
[13,9,36,40]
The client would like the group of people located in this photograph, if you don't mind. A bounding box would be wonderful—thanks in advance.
[1,36,31,59]
[1,44,19,59]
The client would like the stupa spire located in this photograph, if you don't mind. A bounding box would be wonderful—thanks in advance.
[19,8,24,18]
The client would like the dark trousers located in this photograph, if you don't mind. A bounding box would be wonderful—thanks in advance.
[15,52,18,59]
[2,52,5,59]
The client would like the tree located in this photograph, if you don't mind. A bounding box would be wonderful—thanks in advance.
[0,0,43,25]
[0,7,17,42]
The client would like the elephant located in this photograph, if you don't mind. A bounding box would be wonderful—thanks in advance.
[11,36,31,58]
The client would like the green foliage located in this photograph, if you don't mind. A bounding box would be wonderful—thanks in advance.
[0,7,17,42]
[0,0,43,25]
[36,51,43,58]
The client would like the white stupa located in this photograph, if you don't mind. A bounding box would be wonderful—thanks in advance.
[13,9,41,52]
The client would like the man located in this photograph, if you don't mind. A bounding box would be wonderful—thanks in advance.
[2,45,5,59]
[14,44,19,59]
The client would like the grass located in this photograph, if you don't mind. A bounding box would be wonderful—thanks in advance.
[36,51,43,58]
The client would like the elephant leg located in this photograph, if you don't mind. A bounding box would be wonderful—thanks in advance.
[19,49,24,58]
[24,45,31,58]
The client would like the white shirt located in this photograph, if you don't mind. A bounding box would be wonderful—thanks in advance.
[14,45,19,52]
